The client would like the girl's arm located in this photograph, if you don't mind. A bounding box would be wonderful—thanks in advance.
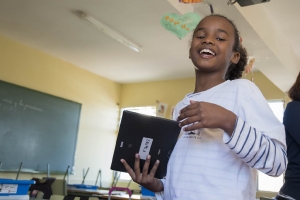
[224,88,287,177]
[224,117,287,177]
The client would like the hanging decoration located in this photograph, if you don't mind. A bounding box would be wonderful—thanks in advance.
[180,0,204,3]
[160,12,201,39]
[244,58,255,82]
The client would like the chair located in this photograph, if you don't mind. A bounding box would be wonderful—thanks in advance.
[34,178,67,196]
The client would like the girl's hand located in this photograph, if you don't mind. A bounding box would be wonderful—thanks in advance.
[177,100,236,136]
[121,154,164,192]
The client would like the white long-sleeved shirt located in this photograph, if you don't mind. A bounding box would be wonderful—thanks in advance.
[156,79,287,200]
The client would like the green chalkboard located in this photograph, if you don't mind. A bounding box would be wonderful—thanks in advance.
[0,80,81,174]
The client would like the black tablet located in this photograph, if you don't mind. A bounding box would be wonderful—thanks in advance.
[110,110,181,179]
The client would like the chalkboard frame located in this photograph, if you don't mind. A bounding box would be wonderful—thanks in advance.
[0,80,81,174]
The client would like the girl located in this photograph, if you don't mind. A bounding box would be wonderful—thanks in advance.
[121,14,287,200]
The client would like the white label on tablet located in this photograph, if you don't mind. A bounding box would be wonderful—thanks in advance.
[139,137,153,160]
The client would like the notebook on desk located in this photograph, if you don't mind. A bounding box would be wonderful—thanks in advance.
[110,110,181,179]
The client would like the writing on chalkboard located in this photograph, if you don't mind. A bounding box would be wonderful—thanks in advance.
[0,80,80,174]
[1,98,43,112]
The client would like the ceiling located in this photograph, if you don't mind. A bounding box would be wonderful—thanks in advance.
[0,0,299,92]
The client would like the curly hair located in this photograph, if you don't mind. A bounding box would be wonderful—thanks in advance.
[288,72,300,101]
[193,14,248,80]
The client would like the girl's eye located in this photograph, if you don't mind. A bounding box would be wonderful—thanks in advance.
[216,38,225,41]
[196,36,204,39]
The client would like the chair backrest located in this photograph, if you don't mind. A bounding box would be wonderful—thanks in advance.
[35,178,67,196]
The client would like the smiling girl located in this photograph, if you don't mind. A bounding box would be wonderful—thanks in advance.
[121,14,287,200]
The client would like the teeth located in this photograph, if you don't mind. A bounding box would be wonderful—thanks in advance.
[200,49,215,55]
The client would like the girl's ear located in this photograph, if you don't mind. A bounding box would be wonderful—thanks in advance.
[231,52,240,64]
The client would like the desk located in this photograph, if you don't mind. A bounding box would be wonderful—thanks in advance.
[101,194,155,200]
[67,186,125,197]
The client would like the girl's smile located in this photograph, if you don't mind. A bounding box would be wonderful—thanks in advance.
[198,48,216,59]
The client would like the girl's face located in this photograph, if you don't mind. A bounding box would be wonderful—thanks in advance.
[189,16,240,76]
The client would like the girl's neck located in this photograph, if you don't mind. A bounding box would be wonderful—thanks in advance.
[194,73,226,93]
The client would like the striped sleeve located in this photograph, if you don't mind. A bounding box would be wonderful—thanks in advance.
[224,117,287,177]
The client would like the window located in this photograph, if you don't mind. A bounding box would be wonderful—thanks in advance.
[118,106,156,180]
[120,106,156,118]
[257,100,284,192]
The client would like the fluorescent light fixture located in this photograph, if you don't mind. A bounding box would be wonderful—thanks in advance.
[78,11,142,52]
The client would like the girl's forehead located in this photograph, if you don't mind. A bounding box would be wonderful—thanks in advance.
[197,16,235,34]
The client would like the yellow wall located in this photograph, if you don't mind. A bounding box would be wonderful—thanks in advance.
[243,72,285,100]
[121,71,286,119]
[120,78,195,119]
[0,35,121,187]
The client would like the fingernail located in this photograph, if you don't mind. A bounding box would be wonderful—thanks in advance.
[135,154,139,158]
[147,155,151,159]
[156,160,160,164]
[120,159,124,163]
[178,123,181,127]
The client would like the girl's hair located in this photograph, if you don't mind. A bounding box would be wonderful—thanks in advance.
[194,14,248,80]
[288,72,300,101]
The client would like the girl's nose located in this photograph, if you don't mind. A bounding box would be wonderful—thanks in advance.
[202,38,214,45]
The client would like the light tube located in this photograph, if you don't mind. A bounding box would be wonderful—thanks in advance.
[79,11,142,52]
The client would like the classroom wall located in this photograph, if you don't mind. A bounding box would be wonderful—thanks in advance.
[120,71,286,119]
[0,35,121,187]
[243,72,286,100]
[120,78,195,119]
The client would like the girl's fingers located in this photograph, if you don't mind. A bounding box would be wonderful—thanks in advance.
[179,115,202,128]
[179,102,199,115]
[149,160,160,177]
[120,159,136,180]
[133,153,141,177]
[142,155,151,178]
[177,106,200,122]
[182,122,203,131]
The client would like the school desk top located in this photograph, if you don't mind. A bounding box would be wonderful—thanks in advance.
[67,185,125,196]
[101,194,146,200]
